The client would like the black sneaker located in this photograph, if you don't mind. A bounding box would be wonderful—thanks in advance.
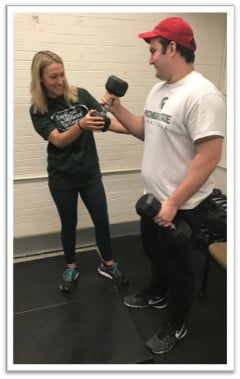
[146,322,187,354]
[97,262,129,286]
[59,268,79,293]
[124,289,168,309]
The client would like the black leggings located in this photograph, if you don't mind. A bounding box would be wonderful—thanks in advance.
[50,181,112,264]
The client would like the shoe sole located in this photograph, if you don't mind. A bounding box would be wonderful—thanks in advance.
[151,302,168,309]
[151,329,188,354]
[59,272,80,293]
[123,301,150,309]
[97,268,113,280]
[98,268,129,286]
[60,285,73,293]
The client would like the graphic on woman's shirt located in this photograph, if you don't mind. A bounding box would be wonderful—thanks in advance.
[51,104,89,132]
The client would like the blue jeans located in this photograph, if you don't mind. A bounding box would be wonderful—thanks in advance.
[50,181,112,264]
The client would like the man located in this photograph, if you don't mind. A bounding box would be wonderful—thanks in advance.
[97,17,226,354]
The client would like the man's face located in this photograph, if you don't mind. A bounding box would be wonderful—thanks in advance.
[148,38,171,81]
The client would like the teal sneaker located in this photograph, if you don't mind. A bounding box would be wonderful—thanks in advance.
[98,262,129,287]
[60,268,79,293]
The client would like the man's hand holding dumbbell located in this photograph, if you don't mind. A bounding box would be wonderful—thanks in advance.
[80,75,129,134]
[135,194,192,245]
[152,198,178,228]
[99,75,128,115]
[100,76,144,140]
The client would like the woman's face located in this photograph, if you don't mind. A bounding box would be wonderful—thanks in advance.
[41,62,65,98]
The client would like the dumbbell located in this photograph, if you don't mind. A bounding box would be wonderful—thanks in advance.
[135,194,192,245]
[92,75,128,131]
[212,188,222,198]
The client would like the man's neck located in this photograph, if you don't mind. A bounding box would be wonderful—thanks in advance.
[167,65,194,84]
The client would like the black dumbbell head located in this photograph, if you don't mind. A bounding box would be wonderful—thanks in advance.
[135,194,160,218]
[212,188,222,197]
[105,75,128,97]
[168,219,192,245]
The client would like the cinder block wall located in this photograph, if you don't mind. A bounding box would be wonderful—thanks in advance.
[12,11,227,256]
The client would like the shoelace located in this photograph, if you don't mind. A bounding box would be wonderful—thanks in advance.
[63,268,76,281]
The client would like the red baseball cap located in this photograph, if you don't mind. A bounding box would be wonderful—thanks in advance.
[138,17,196,51]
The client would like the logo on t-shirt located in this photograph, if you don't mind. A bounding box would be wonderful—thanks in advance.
[160,97,169,110]
[144,109,172,127]
[50,104,89,132]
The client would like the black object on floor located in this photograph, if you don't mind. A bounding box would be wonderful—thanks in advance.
[111,235,227,365]
[14,248,153,364]
[13,235,227,365]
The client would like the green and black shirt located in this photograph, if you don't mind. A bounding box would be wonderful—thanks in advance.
[30,88,103,190]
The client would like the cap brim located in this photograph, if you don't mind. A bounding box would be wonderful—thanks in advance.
[138,31,159,39]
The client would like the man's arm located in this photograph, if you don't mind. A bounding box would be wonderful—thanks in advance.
[108,118,143,140]
[155,136,224,227]
[101,93,145,140]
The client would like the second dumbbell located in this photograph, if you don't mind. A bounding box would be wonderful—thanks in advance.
[135,193,192,245]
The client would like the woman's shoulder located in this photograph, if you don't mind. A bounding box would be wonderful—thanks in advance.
[76,87,92,98]
[74,87,100,109]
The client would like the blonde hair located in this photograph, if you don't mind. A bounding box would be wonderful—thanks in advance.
[30,50,78,114]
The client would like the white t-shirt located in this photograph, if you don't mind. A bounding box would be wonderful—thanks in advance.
[141,71,226,209]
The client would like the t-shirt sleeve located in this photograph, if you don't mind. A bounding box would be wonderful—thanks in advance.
[77,88,102,112]
[187,92,226,142]
[29,107,56,141]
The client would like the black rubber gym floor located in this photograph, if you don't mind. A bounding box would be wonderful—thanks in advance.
[13,235,227,366]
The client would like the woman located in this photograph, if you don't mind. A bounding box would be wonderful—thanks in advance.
[29,50,128,292]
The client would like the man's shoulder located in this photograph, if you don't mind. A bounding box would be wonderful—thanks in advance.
[188,71,216,90]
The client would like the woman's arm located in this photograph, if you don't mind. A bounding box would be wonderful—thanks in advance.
[48,110,105,149]
[48,122,82,149]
